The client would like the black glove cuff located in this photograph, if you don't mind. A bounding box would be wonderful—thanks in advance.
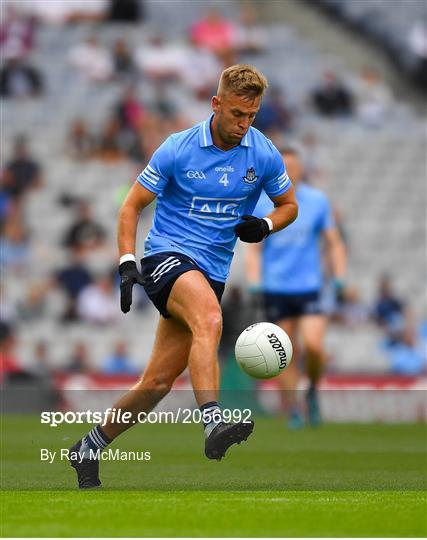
[261,218,271,238]
[119,260,137,275]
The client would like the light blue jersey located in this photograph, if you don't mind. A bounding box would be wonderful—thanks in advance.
[254,183,335,294]
[137,115,291,282]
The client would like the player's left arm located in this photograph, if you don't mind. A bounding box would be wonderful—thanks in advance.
[323,226,347,299]
[266,186,298,233]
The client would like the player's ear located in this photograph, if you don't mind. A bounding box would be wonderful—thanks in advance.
[212,95,220,113]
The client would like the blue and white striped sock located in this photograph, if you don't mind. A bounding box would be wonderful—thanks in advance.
[79,425,111,459]
[200,401,223,438]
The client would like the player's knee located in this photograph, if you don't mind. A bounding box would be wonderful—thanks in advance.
[194,309,222,341]
[141,374,173,396]
[305,342,323,359]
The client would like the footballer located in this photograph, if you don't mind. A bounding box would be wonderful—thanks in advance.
[69,64,298,488]
[247,146,347,428]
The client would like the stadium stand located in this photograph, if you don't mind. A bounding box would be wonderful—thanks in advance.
[310,0,427,88]
[1,0,425,380]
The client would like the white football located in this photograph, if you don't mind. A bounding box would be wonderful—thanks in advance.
[235,322,293,379]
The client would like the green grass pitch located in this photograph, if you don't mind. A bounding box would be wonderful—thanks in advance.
[1,415,426,537]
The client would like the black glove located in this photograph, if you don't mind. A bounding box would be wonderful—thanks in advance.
[119,261,145,313]
[334,278,346,305]
[235,215,271,243]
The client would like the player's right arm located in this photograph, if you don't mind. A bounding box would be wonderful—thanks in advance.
[118,135,174,313]
[117,183,156,313]
[118,182,156,257]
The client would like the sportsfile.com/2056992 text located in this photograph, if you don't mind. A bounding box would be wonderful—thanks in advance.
[40,408,253,427]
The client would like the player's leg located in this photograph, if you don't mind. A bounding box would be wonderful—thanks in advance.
[166,270,254,459]
[101,316,192,440]
[275,318,303,428]
[299,314,327,426]
[69,316,191,488]
[166,270,222,406]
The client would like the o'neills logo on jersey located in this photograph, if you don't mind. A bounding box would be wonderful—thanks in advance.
[186,170,206,179]
[215,166,234,172]
[243,167,258,184]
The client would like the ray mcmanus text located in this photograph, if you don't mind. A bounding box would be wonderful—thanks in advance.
[40,448,151,464]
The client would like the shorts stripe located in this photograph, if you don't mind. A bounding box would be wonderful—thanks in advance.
[152,261,181,283]
[151,256,178,278]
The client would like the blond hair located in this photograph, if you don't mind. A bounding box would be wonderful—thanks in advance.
[217,64,268,98]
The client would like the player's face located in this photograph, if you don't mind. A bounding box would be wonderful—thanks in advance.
[212,92,261,149]
[282,152,303,183]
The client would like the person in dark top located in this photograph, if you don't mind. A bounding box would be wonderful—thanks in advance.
[311,71,353,117]
[62,201,106,252]
[108,0,143,22]
[0,58,43,98]
[2,135,42,201]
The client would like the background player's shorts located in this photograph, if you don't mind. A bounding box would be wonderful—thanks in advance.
[263,291,324,321]
[140,251,225,318]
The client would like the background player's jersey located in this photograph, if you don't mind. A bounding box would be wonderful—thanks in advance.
[254,183,335,294]
[137,115,291,282]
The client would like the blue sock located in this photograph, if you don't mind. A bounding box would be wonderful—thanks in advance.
[79,425,112,459]
[200,401,222,437]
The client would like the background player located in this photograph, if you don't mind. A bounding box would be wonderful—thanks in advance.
[69,65,298,488]
[246,146,347,428]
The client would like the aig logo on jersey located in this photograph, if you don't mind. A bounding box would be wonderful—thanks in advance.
[243,167,258,184]
[189,196,245,221]
[186,170,206,179]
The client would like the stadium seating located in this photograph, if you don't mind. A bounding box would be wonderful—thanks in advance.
[2,1,425,374]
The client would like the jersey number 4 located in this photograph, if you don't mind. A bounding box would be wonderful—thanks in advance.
[219,173,229,187]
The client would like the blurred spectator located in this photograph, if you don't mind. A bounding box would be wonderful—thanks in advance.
[0,285,17,324]
[0,180,13,228]
[408,21,427,88]
[66,119,96,161]
[108,0,143,23]
[0,3,37,60]
[112,38,137,81]
[0,57,43,98]
[0,321,23,383]
[68,36,113,83]
[252,86,294,134]
[190,8,238,65]
[135,34,183,83]
[372,274,405,339]
[54,253,93,321]
[96,116,128,162]
[66,0,108,23]
[381,331,425,375]
[62,201,106,253]
[102,341,139,374]
[0,204,30,272]
[235,4,267,56]
[2,136,42,201]
[18,282,49,321]
[115,85,146,133]
[29,0,107,25]
[64,342,92,373]
[311,71,353,117]
[180,37,222,100]
[30,341,53,379]
[76,274,118,325]
[353,67,393,128]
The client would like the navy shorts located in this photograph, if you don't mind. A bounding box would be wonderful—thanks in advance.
[140,251,225,318]
[264,291,324,322]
